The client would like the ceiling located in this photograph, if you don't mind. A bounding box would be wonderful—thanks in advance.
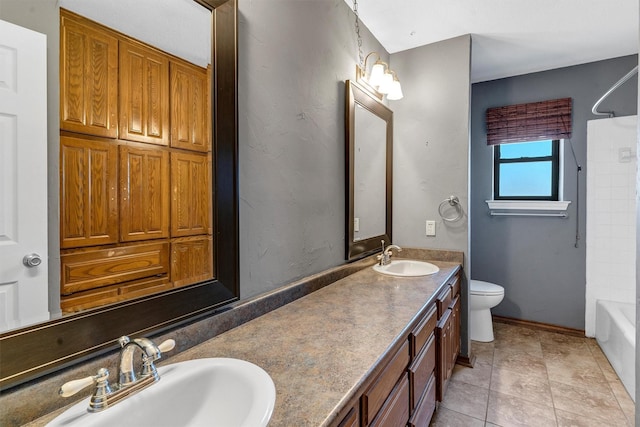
[347,0,639,83]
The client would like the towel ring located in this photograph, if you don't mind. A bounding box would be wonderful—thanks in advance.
[438,195,463,222]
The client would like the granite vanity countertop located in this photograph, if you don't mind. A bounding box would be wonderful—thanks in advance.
[26,260,460,427]
[167,260,460,426]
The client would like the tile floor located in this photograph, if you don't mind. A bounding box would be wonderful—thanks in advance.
[430,321,636,426]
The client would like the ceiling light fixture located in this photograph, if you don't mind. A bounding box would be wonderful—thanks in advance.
[352,0,403,101]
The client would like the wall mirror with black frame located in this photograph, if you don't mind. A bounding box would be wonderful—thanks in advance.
[0,0,238,391]
[345,80,393,260]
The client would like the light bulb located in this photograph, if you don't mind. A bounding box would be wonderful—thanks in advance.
[369,62,385,87]
[377,72,393,94]
[387,80,403,100]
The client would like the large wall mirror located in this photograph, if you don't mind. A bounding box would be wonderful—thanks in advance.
[0,0,238,390]
[345,80,392,260]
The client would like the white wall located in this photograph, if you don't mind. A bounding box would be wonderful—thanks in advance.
[586,115,638,336]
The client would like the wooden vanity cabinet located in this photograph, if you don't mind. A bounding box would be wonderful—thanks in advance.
[60,10,118,138]
[436,274,461,402]
[333,270,462,427]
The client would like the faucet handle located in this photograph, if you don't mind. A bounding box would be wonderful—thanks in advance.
[59,368,110,398]
[158,338,175,354]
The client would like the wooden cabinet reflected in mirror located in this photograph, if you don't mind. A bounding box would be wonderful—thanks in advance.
[345,80,393,260]
[59,9,213,313]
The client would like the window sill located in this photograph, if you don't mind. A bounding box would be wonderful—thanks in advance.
[486,200,571,217]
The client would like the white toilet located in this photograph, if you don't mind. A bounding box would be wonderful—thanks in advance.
[470,280,505,342]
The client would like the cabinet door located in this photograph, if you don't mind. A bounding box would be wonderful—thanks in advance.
[120,145,169,242]
[60,135,118,248]
[450,296,461,368]
[119,40,169,145]
[171,236,213,287]
[60,11,118,138]
[170,152,211,237]
[436,308,452,402]
[170,61,210,152]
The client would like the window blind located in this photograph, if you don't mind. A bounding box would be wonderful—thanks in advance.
[486,97,572,145]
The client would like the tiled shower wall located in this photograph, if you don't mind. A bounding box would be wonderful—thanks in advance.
[585,115,637,336]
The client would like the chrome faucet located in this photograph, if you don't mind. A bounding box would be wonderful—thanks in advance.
[378,240,402,266]
[58,336,175,412]
[118,336,162,386]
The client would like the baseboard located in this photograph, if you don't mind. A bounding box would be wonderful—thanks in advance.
[456,353,476,368]
[493,315,585,337]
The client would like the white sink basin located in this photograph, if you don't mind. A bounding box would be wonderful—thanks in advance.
[373,259,440,277]
[47,358,276,427]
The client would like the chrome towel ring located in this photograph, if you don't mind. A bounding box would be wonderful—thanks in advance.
[438,195,463,222]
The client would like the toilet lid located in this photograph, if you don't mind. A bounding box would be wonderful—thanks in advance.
[470,280,504,296]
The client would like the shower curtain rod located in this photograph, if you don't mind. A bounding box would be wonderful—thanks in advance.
[592,65,638,118]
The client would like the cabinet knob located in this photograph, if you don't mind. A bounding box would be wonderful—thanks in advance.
[23,253,42,268]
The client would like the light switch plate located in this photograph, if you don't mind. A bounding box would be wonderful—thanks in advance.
[426,220,436,236]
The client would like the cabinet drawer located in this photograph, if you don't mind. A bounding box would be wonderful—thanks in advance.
[449,274,460,298]
[60,276,171,313]
[408,374,436,427]
[61,242,170,294]
[410,304,436,358]
[363,340,410,424]
[409,334,436,410]
[436,286,452,318]
[370,372,410,427]
[337,406,359,427]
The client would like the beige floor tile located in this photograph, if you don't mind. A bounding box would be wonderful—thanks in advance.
[537,330,588,347]
[440,380,489,420]
[451,362,492,389]
[486,390,557,427]
[494,333,543,357]
[550,380,628,426]
[492,348,548,376]
[545,359,611,395]
[472,341,495,366]
[588,344,621,382]
[429,406,485,427]
[490,366,553,407]
[555,408,630,427]
[609,378,635,423]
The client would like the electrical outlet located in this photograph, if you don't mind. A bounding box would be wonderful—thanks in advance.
[426,220,436,236]
[354,217,360,232]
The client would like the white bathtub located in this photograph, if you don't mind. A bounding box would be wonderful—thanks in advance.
[595,299,635,401]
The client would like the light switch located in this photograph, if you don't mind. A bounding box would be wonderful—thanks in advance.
[354,217,360,232]
[426,220,436,236]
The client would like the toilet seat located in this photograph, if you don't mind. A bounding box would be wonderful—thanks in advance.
[470,280,504,296]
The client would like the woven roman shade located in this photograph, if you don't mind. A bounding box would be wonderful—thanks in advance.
[486,97,572,145]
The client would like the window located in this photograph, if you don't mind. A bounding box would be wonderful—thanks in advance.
[493,139,560,200]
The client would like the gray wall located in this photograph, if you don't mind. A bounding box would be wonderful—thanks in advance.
[471,55,638,330]
[237,0,388,298]
[390,35,472,357]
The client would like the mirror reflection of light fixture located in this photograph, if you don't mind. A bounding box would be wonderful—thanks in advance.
[352,0,403,101]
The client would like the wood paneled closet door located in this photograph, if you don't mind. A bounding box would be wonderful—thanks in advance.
[60,10,118,138]
[119,40,170,146]
[170,152,211,237]
[60,134,118,248]
[119,144,170,242]
[170,61,210,152]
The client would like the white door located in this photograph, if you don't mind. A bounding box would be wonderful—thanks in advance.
[0,19,49,331]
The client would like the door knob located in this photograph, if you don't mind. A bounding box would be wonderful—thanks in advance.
[23,253,42,267]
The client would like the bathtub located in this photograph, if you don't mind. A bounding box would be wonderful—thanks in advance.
[595,299,635,401]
